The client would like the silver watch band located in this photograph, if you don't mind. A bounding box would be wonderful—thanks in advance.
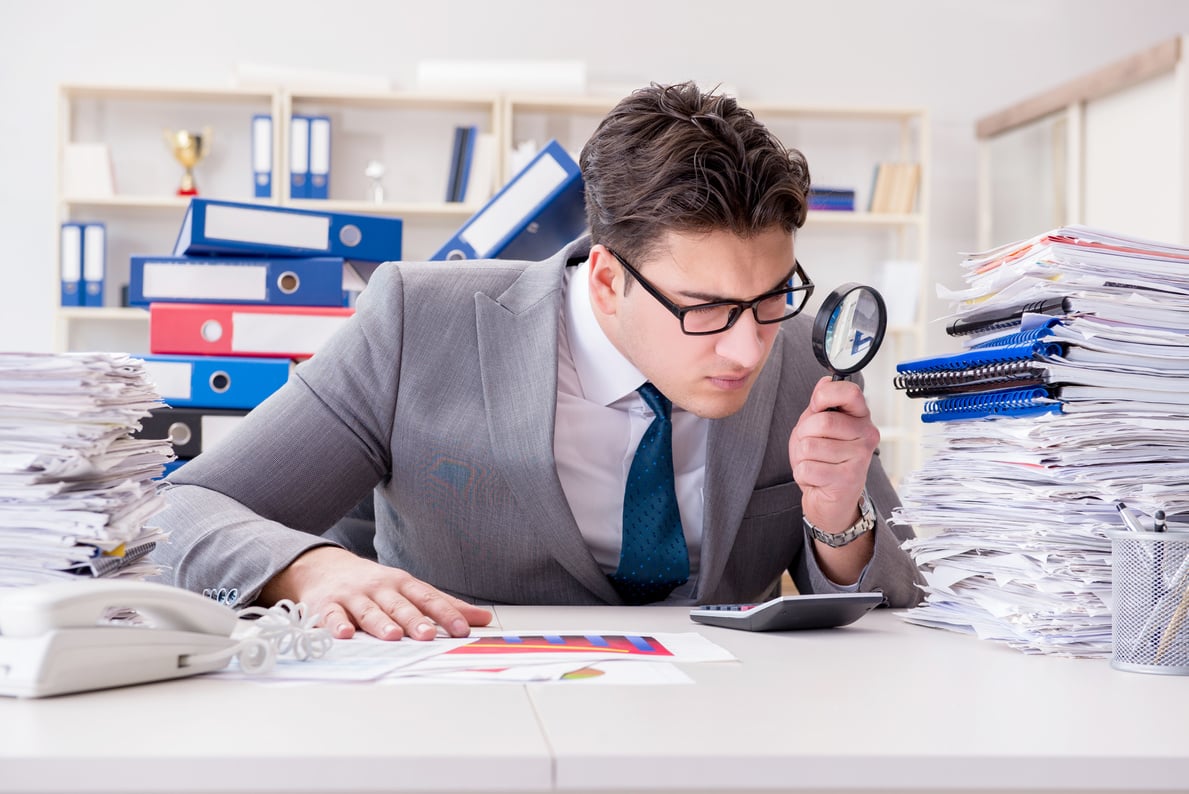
[803,491,876,548]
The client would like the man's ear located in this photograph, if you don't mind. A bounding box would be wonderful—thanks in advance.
[587,244,622,317]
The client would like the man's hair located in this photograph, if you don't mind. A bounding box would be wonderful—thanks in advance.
[580,81,810,264]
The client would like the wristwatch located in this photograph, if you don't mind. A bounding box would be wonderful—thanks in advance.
[803,491,876,548]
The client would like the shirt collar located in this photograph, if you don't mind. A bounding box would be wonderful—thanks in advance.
[565,259,646,407]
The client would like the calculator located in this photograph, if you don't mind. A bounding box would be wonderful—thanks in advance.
[689,593,883,632]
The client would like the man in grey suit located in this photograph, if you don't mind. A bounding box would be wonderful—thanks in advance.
[152,81,923,641]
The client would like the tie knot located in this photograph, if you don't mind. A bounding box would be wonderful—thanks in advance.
[637,383,671,420]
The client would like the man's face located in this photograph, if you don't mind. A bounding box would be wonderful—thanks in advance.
[589,227,795,419]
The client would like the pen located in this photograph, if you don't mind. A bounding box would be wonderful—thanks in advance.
[1115,501,1147,533]
[1153,509,1167,533]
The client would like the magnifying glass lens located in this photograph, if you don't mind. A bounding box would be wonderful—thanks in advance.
[811,284,888,378]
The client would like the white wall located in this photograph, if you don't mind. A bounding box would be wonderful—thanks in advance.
[2,0,1188,353]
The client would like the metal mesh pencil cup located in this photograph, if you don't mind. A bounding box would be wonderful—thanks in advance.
[1108,529,1189,675]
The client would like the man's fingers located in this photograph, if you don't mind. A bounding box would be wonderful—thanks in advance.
[316,603,358,640]
[290,562,494,642]
[397,582,489,638]
[448,595,494,627]
[380,591,447,640]
[794,434,855,466]
[809,377,869,417]
[347,597,409,641]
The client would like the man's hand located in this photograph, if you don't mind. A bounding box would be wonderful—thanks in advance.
[788,378,880,580]
[258,546,493,641]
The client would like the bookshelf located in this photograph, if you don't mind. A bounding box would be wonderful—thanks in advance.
[54,84,929,480]
[53,83,500,353]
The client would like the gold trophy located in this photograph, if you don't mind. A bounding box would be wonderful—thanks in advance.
[163,126,212,196]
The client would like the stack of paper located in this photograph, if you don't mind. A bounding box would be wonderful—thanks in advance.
[0,352,174,587]
[892,225,1189,656]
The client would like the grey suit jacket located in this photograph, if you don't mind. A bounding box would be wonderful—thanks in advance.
[152,236,924,608]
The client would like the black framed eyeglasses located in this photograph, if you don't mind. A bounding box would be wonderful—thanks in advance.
[605,247,815,336]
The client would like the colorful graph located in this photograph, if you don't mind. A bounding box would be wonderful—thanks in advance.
[444,634,674,656]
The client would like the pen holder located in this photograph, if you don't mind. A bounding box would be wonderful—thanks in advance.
[1109,529,1189,675]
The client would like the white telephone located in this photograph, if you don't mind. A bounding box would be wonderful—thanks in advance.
[0,579,240,698]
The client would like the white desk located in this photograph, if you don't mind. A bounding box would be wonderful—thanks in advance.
[1,607,1187,794]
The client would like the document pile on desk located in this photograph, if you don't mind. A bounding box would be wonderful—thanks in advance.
[0,352,174,588]
[891,225,1189,656]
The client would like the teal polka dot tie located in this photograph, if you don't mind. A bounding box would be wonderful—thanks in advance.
[609,383,690,605]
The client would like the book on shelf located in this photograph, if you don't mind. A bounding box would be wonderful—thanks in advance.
[445,125,476,203]
[431,139,586,262]
[251,115,272,199]
[443,126,497,206]
[868,162,920,214]
[463,132,498,207]
[307,115,331,200]
[81,223,106,308]
[807,187,855,212]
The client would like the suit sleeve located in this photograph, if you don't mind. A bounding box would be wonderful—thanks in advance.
[149,265,409,602]
[790,449,925,608]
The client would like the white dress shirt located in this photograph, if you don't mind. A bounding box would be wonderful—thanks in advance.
[553,260,708,600]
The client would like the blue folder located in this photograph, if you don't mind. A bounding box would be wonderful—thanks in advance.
[252,114,273,199]
[308,115,331,200]
[81,222,106,307]
[59,222,83,307]
[129,255,347,307]
[445,125,476,202]
[172,198,402,264]
[431,139,586,262]
[290,114,310,200]
[139,354,292,410]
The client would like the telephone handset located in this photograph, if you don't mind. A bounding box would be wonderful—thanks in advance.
[0,579,240,698]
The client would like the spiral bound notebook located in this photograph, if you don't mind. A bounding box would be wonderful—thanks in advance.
[921,386,1062,423]
[894,341,1064,398]
[968,319,1062,350]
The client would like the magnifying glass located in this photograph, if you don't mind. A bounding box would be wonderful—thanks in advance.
[811,283,888,380]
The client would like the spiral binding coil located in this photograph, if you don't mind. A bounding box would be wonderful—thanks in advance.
[921,386,1061,423]
[894,360,1047,398]
[969,320,1062,350]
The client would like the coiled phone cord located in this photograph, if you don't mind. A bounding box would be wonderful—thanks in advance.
[182,599,333,674]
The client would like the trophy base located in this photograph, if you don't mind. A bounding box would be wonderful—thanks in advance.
[176,187,199,197]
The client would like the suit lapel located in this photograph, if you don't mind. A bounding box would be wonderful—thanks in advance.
[696,333,784,599]
[476,249,621,604]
